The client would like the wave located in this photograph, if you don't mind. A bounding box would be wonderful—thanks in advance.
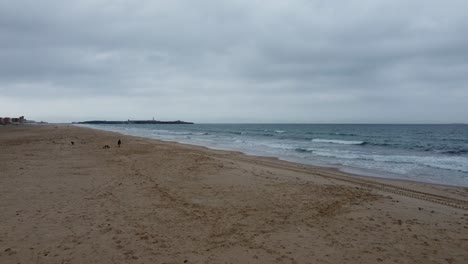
[358,142,468,155]
[311,150,468,173]
[312,139,366,145]
[441,149,468,155]
[275,130,286,133]
[333,132,358,136]
[153,131,210,136]
[295,148,313,153]
[306,132,360,137]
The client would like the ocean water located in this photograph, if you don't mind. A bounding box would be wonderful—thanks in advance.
[79,124,468,187]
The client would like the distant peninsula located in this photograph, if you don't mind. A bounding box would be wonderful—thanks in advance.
[75,119,194,125]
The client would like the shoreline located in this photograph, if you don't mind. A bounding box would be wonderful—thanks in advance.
[1,124,467,263]
[78,123,468,189]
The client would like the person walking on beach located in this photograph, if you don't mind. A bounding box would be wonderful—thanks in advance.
[118,139,121,148]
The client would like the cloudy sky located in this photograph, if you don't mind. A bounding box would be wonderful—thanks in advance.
[1,0,467,123]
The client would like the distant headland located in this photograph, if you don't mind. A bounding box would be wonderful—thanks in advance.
[74,119,194,125]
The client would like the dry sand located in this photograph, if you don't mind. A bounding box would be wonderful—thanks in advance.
[1,124,467,264]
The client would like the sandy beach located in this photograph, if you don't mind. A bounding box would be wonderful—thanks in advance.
[1,124,467,264]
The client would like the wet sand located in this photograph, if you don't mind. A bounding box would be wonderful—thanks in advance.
[1,124,467,263]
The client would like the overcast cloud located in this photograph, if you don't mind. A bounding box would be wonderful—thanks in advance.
[1,0,467,123]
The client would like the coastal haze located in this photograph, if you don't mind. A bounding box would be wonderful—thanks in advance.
[1,0,468,123]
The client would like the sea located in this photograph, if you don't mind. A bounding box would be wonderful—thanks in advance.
[78,124,468,187]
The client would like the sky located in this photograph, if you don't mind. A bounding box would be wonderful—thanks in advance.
[1,0,467,123]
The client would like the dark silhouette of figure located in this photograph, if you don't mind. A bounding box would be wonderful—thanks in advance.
[118,139,121,148]
[71,141,74,145]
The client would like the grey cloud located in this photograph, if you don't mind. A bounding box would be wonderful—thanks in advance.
[1,0,467,123]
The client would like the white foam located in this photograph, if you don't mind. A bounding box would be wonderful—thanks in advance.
[311,150,468,173]
[312,139,365,145]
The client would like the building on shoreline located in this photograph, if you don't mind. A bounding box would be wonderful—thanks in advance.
[0,116,25,125]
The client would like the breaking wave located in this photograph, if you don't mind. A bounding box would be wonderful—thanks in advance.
[295,148,313,153]
[312,151,468,173]
[312,139,366,145]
